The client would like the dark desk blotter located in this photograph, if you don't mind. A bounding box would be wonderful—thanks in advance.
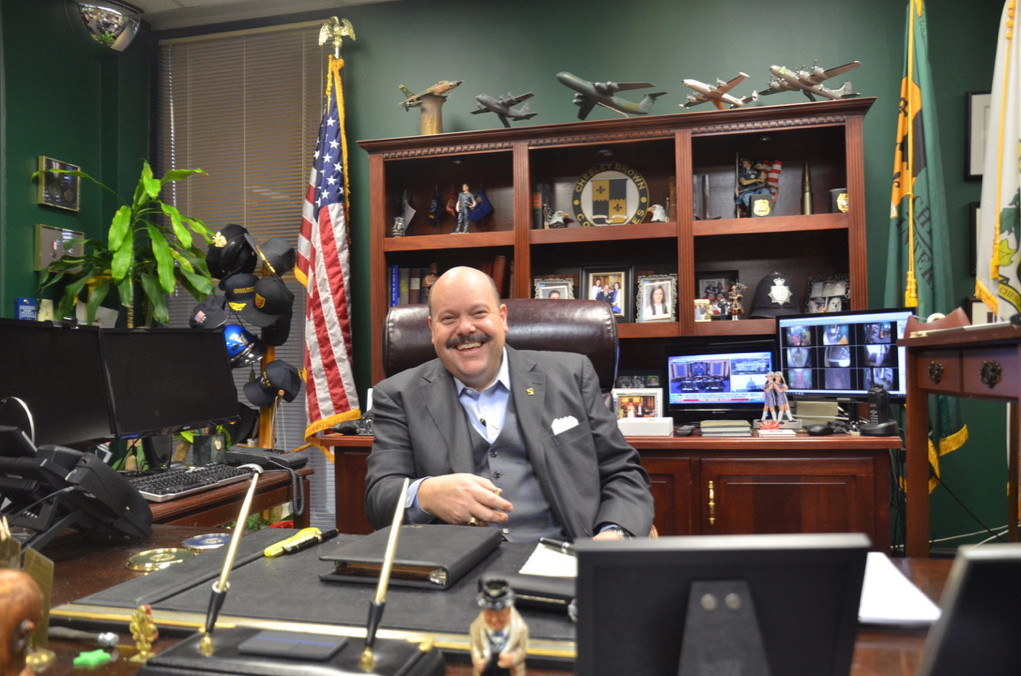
[319,525,503,590]
[66,533,576,647]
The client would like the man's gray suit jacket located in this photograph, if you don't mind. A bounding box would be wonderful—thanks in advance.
[364,347,654,539]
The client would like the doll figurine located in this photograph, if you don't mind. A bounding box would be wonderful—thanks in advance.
[470,579,528,676]
[773,371,795,422]
[761,372,777,421]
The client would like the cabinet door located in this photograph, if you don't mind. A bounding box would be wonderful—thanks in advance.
[699,457,877,540]
[640,456,694,536]
[335,450,373,535]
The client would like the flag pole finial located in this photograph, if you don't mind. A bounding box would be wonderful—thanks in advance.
[319,17,355,60]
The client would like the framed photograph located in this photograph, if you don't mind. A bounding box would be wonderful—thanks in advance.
[636,273,677,323]
[37,156,80,212]
[616,372,661,389]
[582,265,633,321]
[696,270,737,317]
[610,387,663,420]
[533,276,574,299]
[969,202,980,277]
[804,274,850,313]
[966,91,991,180]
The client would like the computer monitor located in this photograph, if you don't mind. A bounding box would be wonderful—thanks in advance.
[775,307,914,402]
[665,337,776,423]
[0,319,116,449]
[575,532,870,676]
[101,328,240,439]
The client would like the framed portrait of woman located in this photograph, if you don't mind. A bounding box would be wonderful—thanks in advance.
[636,274,677,323]
[581,265,633,321]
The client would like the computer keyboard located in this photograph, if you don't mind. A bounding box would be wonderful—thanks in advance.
[126,463,255,503]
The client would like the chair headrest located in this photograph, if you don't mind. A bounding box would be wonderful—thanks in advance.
[382,299,619,390]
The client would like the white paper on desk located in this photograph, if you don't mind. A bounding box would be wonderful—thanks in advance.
[858,551,942,626]
[518,544,577,577]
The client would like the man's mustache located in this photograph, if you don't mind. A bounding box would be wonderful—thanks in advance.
[447,332,491,349]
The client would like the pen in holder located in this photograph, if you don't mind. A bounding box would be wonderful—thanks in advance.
[360,477,409,672]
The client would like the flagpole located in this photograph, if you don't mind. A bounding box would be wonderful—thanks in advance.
[904,0,919,308]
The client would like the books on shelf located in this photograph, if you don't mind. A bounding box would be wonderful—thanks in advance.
[700,420,753,437]
[389,256,510,306]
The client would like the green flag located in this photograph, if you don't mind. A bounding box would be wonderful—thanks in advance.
[885,0,968,490]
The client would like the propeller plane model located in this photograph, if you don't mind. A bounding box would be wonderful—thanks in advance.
[398,80,462,111]
[556,72,666,120]
[681,72,757,110]
[471,92,537,127]
[759,61,861,102]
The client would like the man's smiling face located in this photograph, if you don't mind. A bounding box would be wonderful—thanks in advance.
[428,267,508,391]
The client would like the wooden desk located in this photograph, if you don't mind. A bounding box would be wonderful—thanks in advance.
[322,433,898,549]
[148,467,313,529]
[901,321,1021,557]
[40,525,951,676]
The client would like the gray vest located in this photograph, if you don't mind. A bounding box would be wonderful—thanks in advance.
[466,398,564,543]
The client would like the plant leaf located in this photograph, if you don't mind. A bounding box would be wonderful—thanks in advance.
[162,168,207,183]
[139,272,170,325]
[108,205,132,251]
[141,161,161,200]
[147,223,176,293]
[86,279,112,323]
[161,202,193,248]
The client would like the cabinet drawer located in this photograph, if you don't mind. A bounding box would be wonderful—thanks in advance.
[962,346,1018,398]
[915,350,961,393]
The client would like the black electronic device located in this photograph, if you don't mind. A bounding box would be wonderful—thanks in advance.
[806,423,835,436]
[674,424,696,437]
[665,336,777,425]
[0,319,116,448]
[776,307,914,403]
[225,446,308,470]
[0,442,152,550]
[574,532,869,676]
[867,384,892,424]
[101,328,240,440]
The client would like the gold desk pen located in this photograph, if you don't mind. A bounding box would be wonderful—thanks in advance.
[360,477,410,672]
[198,464,264,657]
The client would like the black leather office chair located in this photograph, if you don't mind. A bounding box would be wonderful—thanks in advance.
[382,298,619,392]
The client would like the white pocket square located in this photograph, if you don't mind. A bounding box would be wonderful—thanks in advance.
[551,415,579,435]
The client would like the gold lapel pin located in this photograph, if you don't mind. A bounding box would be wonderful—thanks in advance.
[526,388,535,396]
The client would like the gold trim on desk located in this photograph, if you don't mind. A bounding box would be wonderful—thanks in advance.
[49,603,577,660]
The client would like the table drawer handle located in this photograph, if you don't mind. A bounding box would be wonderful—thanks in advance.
[708,480,716,526]
[980,360,1002,387]
[927,361,944,384]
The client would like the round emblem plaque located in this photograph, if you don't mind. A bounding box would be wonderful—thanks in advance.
[572,162,649,227]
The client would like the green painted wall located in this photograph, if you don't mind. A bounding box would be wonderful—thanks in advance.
[0,0,1009,548]
[0,0,152,317]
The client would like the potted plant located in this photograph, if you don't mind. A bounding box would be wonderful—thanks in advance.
[36,161,215,327]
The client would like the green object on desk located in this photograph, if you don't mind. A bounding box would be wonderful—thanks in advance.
[73,649,112,669]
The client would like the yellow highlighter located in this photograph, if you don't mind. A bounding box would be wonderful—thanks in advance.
[264,527,321,558]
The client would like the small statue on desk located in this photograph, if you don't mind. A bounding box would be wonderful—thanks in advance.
[454,183,477,234]
[773,371,795,422]
[0,569,43,676]
[761,372,777,422]
[728,282,747,320]
[470,578,528,676]
[129,605,158,663]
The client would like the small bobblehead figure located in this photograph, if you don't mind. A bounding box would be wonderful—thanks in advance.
[455,183,476,234]
[0,569,43,676]
[470,579,528,676]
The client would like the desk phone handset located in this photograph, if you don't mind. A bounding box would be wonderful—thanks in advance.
[224,446,308,469]
[862,385,898,436]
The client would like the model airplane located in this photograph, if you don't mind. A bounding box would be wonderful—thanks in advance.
[759,61,861,101]
[681,73,757,110]
[556,72,666,120]
[471,92,537,127]
[398,80,462,111]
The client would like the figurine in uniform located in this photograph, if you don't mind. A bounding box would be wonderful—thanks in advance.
[470,579,528,676]
[455,183,477,234]
[773,371,795,422]
[0,569,43,676]
[735,158,772,216]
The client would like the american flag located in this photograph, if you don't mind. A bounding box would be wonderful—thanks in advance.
[297,56,361,445]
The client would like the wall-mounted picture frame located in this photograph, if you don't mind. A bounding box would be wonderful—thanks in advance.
[804,274,850,313]
[610,387,663,419]
[37,156,80,212]
[966,91,991,181]
[533,276,574,299]
[696,270,737,317]
[636,273,677,323]
[582,265,633,321]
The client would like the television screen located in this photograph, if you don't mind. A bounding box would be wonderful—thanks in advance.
[775,307,914,401]
[0,320,115,449]
[575,532,869,676]
[666,338,775,422]
[101,328,240,439]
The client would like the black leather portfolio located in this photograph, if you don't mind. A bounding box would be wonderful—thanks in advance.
[319,525,503,590]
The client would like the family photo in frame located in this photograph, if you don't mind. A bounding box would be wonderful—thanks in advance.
[804,275,850,313]
[533,276,574,300]
[697,270,737,317]
[611,387,663,419]
[583,266,632,321]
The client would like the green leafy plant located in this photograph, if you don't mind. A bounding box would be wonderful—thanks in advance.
[35,161,214,327]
